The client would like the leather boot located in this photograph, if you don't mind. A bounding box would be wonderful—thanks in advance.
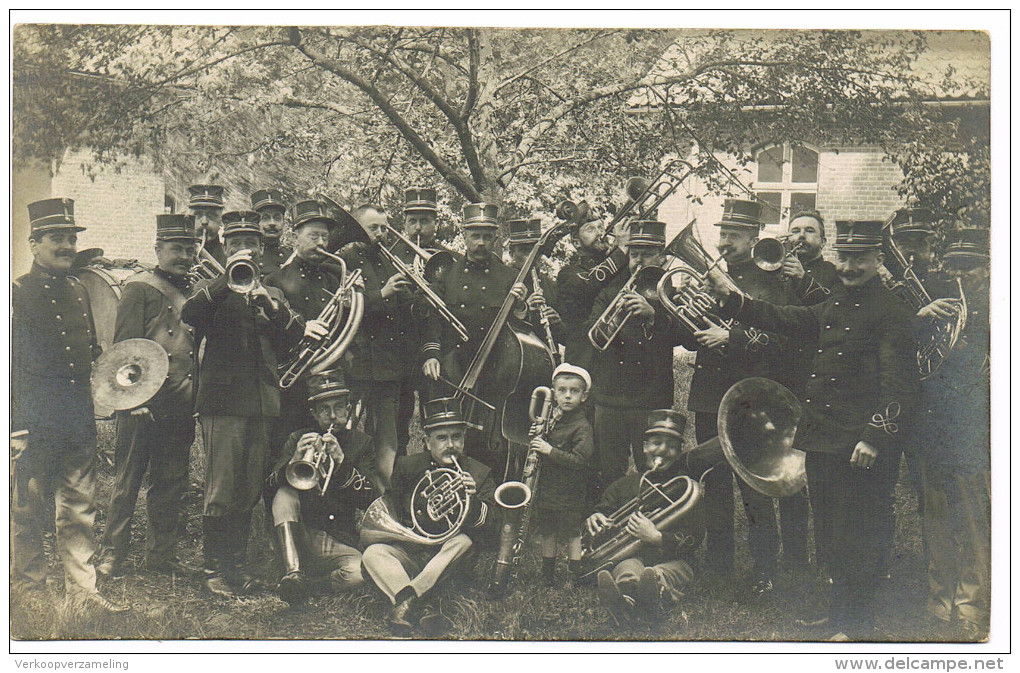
[275,522,307,605]
[203,516,236,598]
[388,586,418,636]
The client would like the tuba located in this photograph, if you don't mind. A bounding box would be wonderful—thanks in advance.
[360,456,472,547]
[587,266,666,351]
[578,377,806,580]
[881,229,967,380]
[655,219,745,339]
[489,386,555,597]
[285,424,338,496]
[278,248,366,388]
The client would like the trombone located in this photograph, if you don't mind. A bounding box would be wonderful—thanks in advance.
[370,223,469,342]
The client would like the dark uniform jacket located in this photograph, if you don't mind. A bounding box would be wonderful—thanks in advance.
[114,268,196,416]
[915,277,989,472]
[182,275,304,417]
[555,248,628,370]
[268,426,379,545]
[422,252,518,377]
[264,256,341,322]
[718,275,920,457]
[586,269,686,410]
[679,258,796,414]
[202,238,227,267]
[338,243,416,382]
[594,461,705,566]
[793,255,839,306]
[512,261,563,346]
[260,241,293,279]
[779,255,841,396]
[12,264,101,474]
[534,407,594,512]
[389,452,496,534]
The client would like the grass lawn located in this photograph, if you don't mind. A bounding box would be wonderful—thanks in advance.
[9,353,980,643]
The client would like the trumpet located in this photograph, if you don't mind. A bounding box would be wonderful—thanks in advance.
[278,247,365,388]
[226,257,260,294]
[368,223,468,342]
[285,423,338,496]
[588,265,666,352]
[489,386,555,597]
[752,235,806,274]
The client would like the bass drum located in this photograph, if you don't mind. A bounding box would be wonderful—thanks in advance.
[72,262,150,416]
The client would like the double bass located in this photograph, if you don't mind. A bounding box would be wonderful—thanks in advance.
[451,207,580,456]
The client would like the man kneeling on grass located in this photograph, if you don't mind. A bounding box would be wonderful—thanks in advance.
[265,368,382,605]
[584,409,705,624]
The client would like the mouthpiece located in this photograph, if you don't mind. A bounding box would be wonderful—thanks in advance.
[649,456,664,472]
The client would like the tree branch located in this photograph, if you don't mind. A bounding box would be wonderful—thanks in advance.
[288,28,482,202]
[461,29,480,119]
[496,29,620,93]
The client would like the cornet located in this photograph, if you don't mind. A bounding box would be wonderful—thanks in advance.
[752,235,806,274]
[226,256,260,294]
[285,424,338,496]
[587,265,666,351]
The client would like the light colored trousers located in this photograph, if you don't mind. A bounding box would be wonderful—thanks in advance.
[362,534,473,603]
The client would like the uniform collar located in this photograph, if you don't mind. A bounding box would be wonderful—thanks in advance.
[727,256,756,273]
[464,253,493,271]
[155,266,192,291]
[30,262,69,279]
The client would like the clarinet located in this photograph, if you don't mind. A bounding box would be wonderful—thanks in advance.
[488,386,558,597]
[530,269,561,364]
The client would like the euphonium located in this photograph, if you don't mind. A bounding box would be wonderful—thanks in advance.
[359,456,472,547]
[587,265,666,351]
[285,423,338,496]
[578,377,807,580]
[655,219,744,338]
[881,232,967,380]
[187,231,226,283]
[752,235,806,274]
[489,386,556,597]
[278,248,366,388]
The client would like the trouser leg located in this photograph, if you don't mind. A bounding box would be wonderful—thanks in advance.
[594,406,647,490]
[54,447,99,597]
[806,452,836,574]
[953,469,991,627]
[100,412,152,562]
[396,374,415,456]
[697,412,734,572]
[408,533,473,598]
[873,449,902,575]
[145,414,195,563]
[362,543,418,603]
[654,559,695,603]
[308,529,364,589]
[736,476,780,577]
[611,557,646,593]
[12,471,49,589]
[201,415,244,572]
[354,380,400,485]
[921,459,955,621]
[778,487,810,566]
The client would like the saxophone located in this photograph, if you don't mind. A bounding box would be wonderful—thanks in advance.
[488,386,557,598]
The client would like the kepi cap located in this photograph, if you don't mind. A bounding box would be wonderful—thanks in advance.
[422,397,466,431]
[833,220,884,251]
[250,188,287,213]
[156,214,199,242]
[404,187,438,214]
[888,208,935,237]
[644,409,686,439]
[221,210,263,238]
[507,218,542,246]
[462,203,499,229]
[28,198,84,235]
[943,228,989,268]
[626,220,666,248]
[306,368,350,403]
[188,184,225,209]
[715,198,764,231]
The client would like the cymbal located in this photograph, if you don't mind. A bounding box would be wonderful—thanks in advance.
[91,338,169,411]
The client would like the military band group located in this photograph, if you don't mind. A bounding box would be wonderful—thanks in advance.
[11,178,990,642]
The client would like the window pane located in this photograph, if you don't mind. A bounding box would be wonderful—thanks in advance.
[791,146,818,183]
[790,192,817,216]
[755,192,783,225]
[756,146,784,183]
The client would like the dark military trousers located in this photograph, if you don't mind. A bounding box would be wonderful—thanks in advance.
[199,415,272,572]
[100,411,195,566]
[594,405,651,490]
[695,412,808,576]
[806,448,900,637]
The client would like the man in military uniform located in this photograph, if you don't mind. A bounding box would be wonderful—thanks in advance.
[393,188,447,455]
[338,204,417,486]
[586,220,685,490]
[188,184,226,266]
[267,369,381,605]
[251,188,293,277]
[915,225,990,638]
[12,198,129,612]
[96,214,201,579]
[555,212,628,372]
[265,199,344,448]
[783,210,839,304]
[182,209,320,597]
[708,218,919,640]
[506,218,562,355]
[682,199,804,592]
[362,397,496,637]
[420,204,528,466]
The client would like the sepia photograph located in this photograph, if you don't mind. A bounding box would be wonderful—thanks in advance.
[7,8,1006,664]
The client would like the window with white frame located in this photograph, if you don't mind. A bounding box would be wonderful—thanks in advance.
[752,143,818,231]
